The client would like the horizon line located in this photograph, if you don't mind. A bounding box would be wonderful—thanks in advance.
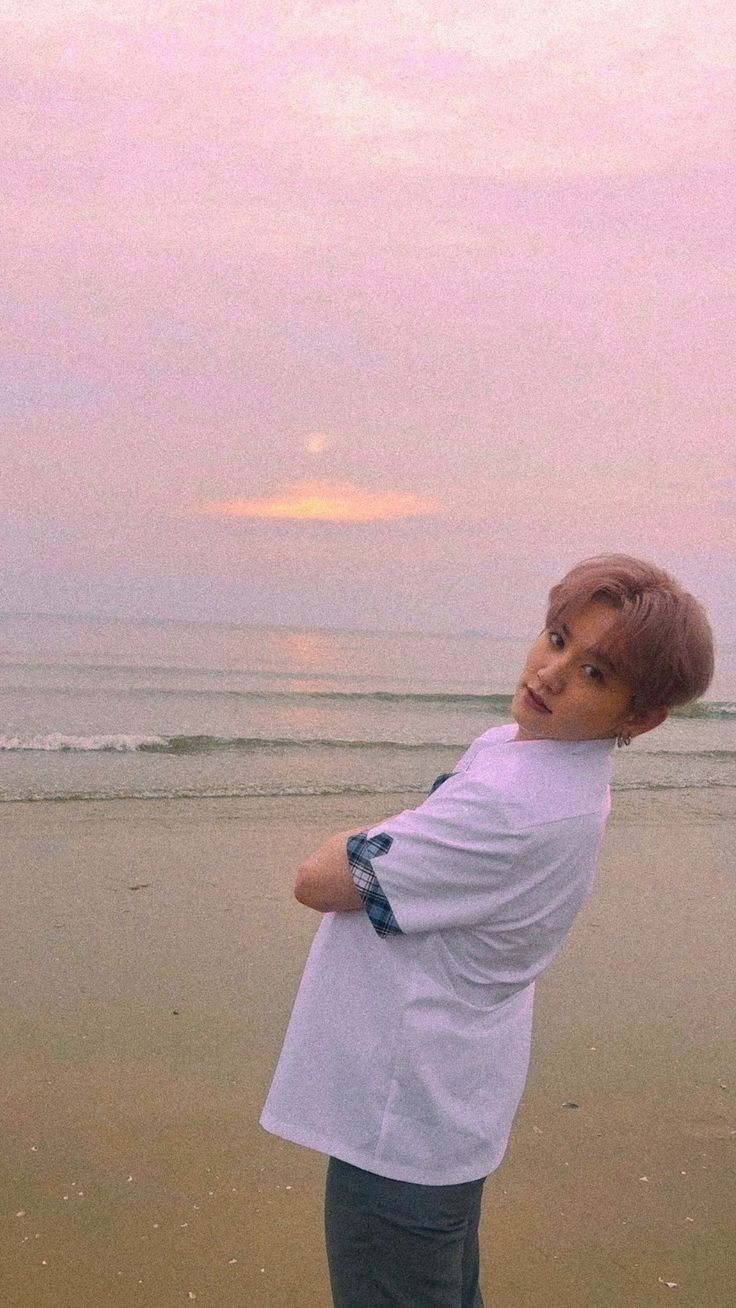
[0,608,528,643]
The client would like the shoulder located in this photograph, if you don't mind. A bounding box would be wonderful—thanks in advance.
[462,733,613,829]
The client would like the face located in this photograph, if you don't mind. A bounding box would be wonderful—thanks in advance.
[511,600,641,743]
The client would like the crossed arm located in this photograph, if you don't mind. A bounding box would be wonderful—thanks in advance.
[293,827,367,913]
[293,775,453,914]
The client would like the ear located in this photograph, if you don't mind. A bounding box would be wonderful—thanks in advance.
[622,705,669,740]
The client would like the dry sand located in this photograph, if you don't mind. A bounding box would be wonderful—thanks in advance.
[1,789,734,1307]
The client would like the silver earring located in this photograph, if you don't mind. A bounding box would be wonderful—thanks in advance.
[616,733,632,748]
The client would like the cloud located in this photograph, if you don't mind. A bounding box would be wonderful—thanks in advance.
[283,1,736,177]
[0,0,202,26]
[198,481,439,524]
[292,73,464,139]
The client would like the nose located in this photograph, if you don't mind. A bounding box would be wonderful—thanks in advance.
[537,651,567,695]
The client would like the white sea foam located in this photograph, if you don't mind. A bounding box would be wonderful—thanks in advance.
[0,733,167,752]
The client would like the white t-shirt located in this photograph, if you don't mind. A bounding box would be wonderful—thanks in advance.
[260,724,614,1185]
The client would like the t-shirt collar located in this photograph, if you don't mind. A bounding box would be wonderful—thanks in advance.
[490,722,617,755]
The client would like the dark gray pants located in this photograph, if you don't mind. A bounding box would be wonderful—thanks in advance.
[324,1157,486,1308]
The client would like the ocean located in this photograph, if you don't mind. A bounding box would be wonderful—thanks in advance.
[1,612,735,804]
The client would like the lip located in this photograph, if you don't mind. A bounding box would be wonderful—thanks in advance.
[525,685,552,714]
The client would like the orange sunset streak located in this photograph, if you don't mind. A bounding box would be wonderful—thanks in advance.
[200,481,439,524]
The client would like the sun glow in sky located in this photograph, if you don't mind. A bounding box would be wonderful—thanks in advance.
[2,1,735,637]
[201,483,439,524]
[304,433,330,454]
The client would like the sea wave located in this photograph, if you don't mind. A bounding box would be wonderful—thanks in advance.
[0,684,515,708]
[0,678,733,718]
[0,732,467,754]
[0,732,166,752]
[2,777,736,804]
[0,782,430,803]
[3,732,736,757]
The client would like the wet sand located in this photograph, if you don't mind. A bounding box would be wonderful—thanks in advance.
[1,789,734,1307]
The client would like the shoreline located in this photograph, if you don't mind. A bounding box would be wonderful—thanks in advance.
[1,787,734,1306]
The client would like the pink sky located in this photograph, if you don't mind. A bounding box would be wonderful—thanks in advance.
[2,1,735,637]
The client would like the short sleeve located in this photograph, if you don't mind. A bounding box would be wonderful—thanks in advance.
[348,772,527,936]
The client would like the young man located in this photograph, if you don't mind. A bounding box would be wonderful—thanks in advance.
[260,555,714,1308]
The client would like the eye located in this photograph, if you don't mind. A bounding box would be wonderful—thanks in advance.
[583,664,605,682]
[548,630,564,649]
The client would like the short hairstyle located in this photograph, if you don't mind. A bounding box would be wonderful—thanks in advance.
[546,554,714,713]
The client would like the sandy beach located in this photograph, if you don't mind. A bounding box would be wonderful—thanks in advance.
[1,789,734,1307]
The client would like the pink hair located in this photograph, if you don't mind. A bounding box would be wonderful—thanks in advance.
[546,554,714,712]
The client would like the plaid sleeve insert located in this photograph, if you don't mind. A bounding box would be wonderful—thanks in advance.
[346,832,403,938]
